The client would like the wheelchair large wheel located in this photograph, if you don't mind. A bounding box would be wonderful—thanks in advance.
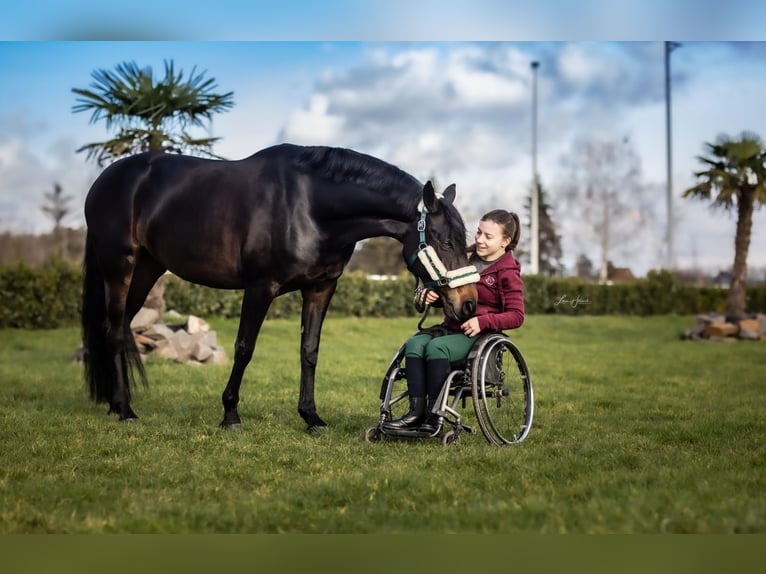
[470,334,533,445]
[378,343,411,424]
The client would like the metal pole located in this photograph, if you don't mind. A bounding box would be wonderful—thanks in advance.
[530,60,540,275]
[664,41,678,270]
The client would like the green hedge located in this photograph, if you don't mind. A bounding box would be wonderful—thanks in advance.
[1,263,764,329]
[163,272,420,319]
[0,258,82,328]
[521,270,751,316]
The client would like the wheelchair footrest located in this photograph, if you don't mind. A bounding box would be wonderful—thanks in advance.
[379,426,442,439]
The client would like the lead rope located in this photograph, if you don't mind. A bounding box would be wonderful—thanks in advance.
[413,278,432,330]
[417,304,431,331]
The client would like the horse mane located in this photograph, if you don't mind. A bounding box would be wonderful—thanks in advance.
[285,145,422,207]
[265,145,465,241]
[439,199,470,251]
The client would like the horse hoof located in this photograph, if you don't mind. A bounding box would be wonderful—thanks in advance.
[306,424,328,435]
[220,422,243,431]
[119,417,139,423]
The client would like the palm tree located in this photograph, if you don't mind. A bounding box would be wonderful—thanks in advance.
[72,60,234,166]
[72,60,234,316]
[683,132,766,316]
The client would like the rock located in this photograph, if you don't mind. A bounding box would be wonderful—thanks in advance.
[190,341,213,363]
[73,346,87,363]
[696,313,726,325]
[208,348,229,365]
[154,339,179,361]
[704,322,739,338]
[134,334,157,349]
[186,315,210,334]
[143,323,177,341]
[143,279,166,313]
[78,303,229,365]
[130,307,160,332]
[684,310,766,342]
[739,328,761,341]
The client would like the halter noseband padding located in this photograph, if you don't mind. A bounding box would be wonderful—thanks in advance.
[417,245,480,288]
[410,193,480,289]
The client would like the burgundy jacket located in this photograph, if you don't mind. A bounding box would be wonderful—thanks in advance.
[443,250,525,333]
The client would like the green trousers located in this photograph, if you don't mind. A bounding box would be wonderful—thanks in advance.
[404,331,476,363]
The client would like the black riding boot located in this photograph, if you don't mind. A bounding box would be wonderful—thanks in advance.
[382,358,426,431]
[420,359,452,434]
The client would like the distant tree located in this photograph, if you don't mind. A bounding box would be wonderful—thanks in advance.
[683,132,766,316]
[574,253,595,280]
[347,237,406,275]
[41,182,73,258]
[72,60,234,166]
[558,135,653,283]
[518,181,564,277]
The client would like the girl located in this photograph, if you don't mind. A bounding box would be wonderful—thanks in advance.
[383,209,525,433]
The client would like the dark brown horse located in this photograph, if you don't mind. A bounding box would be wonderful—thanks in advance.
[81,143,478,432]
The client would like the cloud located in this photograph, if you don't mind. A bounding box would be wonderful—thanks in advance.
[0,114,95,233]
[273,42,766,275]
[279,44,541,176]
[4,40,763,276]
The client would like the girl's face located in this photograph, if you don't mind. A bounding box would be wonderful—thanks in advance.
[474,219,510,261]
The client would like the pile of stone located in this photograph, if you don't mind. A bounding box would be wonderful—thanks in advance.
[130,307,229,365]
[681,313,766,342]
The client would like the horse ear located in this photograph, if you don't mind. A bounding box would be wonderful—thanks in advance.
[442,184,456,204]
[423,181,438,212]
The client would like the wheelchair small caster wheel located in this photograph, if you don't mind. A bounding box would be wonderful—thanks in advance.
[442,430,460,446]
[365,426,383,443]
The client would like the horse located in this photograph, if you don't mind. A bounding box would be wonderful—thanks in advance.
[81,143,479,433]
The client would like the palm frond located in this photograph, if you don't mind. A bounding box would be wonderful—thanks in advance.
[72,59,235,164]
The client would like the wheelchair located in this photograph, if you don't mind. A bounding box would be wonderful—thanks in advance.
[365,330,534,446]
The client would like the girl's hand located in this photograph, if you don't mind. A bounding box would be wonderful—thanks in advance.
[461,317,481,337]
[422,289,439,305]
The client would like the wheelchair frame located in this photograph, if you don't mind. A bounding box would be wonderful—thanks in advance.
[365,331,534,446]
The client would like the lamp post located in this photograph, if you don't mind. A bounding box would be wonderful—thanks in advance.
[664,41,680,270]
[530,60,540,275]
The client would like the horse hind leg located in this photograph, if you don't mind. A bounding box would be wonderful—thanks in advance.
[102,275,139,421]
[111,250,168,420]
[99,248,158,421]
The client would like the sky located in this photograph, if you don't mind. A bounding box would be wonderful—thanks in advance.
[1,1,766,278]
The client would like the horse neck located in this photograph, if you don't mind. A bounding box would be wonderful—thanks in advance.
[316,182,420,244]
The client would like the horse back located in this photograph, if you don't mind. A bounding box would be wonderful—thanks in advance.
[84,152,324,289]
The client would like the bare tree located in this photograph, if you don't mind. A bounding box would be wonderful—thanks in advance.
[558,135,653,282]
[41,182,73,258]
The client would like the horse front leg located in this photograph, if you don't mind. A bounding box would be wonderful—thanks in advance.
[220,287,274,430]
[299,280,338,433]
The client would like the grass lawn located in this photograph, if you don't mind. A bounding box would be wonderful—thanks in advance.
[0,314,764,533]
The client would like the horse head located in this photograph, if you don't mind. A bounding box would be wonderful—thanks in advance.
[404,181,478,322]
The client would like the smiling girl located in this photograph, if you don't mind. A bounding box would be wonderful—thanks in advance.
[382,209,525,433]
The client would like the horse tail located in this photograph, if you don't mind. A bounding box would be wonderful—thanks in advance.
[81,232,112,403]
[81,233,147,406]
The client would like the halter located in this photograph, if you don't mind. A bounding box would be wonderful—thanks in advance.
[407,199,480,290]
